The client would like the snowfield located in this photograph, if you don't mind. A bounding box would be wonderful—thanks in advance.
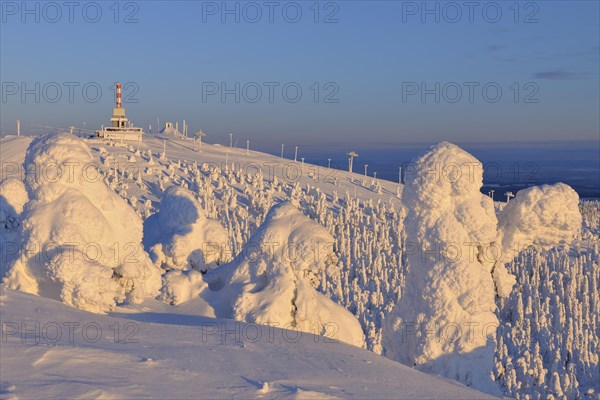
[1,132,599,399]
[0,290,494,399]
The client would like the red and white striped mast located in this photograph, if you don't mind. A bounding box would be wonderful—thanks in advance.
[110,82,127,129]
[116,82,122,108]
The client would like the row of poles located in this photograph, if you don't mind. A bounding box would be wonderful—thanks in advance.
[13,119,511,200]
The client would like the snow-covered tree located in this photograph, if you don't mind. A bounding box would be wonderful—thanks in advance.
[3,133,162,313]
[382,142,503,394]
[144,186,230,273]
[204,202,365,347]
[0,178,29,276]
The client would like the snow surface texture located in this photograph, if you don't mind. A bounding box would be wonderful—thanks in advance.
[205,202,366,348]
[382,142,582,395]
[144,185,230,273]
[2,134,162,313]
[0,290,494,400]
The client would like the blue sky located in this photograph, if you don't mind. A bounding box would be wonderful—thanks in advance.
[1,1,599,147]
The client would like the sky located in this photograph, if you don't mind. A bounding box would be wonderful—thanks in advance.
[1,0,599,148]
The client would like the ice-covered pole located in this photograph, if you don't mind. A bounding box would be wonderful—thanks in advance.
[347,151,358,173]
[196,130,206,152]
[116,83,122,108]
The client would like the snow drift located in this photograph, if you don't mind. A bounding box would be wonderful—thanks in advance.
[144,185,230,273]
[0,132,592,398]
[205,202,365,348]
[2,133,162,313]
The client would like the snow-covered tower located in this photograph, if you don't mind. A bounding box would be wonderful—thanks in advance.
[110,83,128,128]
[97,82,143,141]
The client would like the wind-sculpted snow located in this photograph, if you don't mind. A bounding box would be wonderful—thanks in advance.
[383,142,503,395]
[204,202,366,348]
[2,134,162,313]
[143,185,230,273]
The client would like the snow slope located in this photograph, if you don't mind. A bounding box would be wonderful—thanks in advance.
[0,289,495,399]
[1,132,598,398]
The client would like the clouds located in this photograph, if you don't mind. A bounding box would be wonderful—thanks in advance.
[532,70,587,80]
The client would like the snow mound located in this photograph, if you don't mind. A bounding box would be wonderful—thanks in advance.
[144,186,230,272]
[3,133,162,313]
[497,183,581,256]
[383,142,502,394]
[206,202,365,347]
